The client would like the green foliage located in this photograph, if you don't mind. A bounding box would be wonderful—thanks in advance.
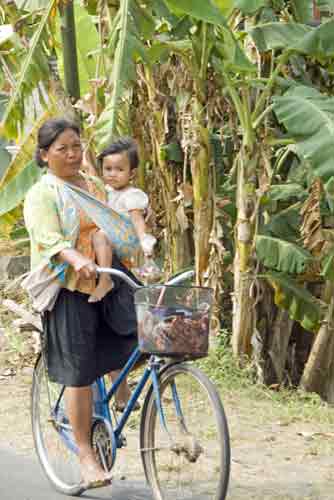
[262,205,301,243]
[0,144,11,183]
[266,183,307,202]
[214,27,256,73]
[0,161,43,218]
[14,0,51,10]
[256,235,314,274]
[265,271,324,333]
[55,1,100,96]
[250,22,312,52]
[317,0,334,11]
[324,177,334,213]
[0,0,56,139]
[234,0,268,15]
[210,134,224,174]
[94,0,149,148]
[273,85,334,182]
[164,0,227,25]
[290,0,314,23]
[160,143,183,163]
[250,20,334,58]
[321,250,334,281]
[0,96,11,183]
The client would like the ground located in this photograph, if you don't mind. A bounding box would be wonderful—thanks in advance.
[0,345,333,500]
[0,276,333,500]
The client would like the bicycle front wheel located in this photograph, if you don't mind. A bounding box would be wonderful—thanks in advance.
[140,363,230,500]
[31,354,84,496]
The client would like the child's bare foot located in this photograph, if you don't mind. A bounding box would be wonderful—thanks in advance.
[79,451,112,489]
[88,277,114,303]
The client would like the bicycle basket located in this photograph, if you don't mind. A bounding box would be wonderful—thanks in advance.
[135,285,213,359]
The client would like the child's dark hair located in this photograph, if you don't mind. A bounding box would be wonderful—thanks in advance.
[35,118,80,167]
[98,137,139,170]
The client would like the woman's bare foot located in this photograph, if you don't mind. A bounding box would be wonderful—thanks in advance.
[88,277,114,303]
[79,450,111,487]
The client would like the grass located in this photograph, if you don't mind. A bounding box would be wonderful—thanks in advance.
[197,330,334,427]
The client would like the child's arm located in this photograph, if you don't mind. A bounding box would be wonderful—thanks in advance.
[129,209,156,256]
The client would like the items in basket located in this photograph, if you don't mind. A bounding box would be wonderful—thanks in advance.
[138,306,209,356]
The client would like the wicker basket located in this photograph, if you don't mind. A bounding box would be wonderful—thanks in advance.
[135,285,213,359]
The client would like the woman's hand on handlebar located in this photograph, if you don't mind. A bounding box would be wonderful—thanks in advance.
[76,259,97,280]
[58,248,97,279]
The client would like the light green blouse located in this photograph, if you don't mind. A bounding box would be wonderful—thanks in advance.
[24,172,106,292]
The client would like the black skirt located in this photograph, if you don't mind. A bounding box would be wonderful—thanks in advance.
[43,256,141,387]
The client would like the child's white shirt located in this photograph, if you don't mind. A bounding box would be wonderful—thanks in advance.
[106,185,149,218]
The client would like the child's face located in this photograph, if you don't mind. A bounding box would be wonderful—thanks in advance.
[102,152,134,190]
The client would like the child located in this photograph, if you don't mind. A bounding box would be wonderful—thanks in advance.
[89,137,156,302]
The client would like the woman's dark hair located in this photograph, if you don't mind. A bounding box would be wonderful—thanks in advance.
[98,137,139,170]
[35,118,80,168]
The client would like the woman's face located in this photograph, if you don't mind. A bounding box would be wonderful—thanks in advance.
[41,129,83,179]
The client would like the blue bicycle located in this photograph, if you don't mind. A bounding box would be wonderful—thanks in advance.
[31,268,231,499]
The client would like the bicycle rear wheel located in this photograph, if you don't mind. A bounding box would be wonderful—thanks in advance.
[140,363,230,500]
[31,354,84,496]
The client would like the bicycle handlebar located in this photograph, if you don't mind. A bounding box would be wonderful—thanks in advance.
[96,267,194,290]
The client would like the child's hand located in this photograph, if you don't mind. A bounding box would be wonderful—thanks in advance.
[140,233,157,257]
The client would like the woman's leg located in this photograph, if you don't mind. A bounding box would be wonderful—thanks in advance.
[89,230,114,302]
[109,370,132,410]
[64,386,111,484]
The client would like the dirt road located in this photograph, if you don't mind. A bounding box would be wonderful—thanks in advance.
[0,369,333,499]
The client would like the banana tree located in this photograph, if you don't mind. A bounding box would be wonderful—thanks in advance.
[239,17,334,398]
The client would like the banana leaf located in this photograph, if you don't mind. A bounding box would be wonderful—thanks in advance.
[55,1,99,96]
[273,85,334,181]
[0,144,11,184]
[249,22,311,52]
[94,0,148,146]
[324,177,334,213]
[212,0,234,16]
[0,161,43,217]
[233,0,268,14]
[14,0,51,10]
[317,1,334,9]
[290,0,314,23]
[321,250,334,282]
[256,235,314,274]
[0,105,56,189]
[0,0,56,139]
[250,20,334,58]
[214,27,256,73]
[262,205,301,243]
[0,96,11,183]
[266,183,307,202]
[163,0,227,25]
[0,207,23,238]
[264,271,324,333]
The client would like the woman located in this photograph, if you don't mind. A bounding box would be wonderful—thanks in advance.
[24,118,139,489]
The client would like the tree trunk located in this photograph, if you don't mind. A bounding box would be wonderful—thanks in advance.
[190,120,213,283]
[301,282,334,400]
[143,69,192,274]
[232,151,257,357]
[59,0,80,103]
[267,309,294,383]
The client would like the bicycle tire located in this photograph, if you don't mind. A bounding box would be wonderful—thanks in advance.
[31,354,84,496]
[140,363,230,500]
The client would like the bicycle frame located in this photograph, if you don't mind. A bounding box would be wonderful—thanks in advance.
[49,267,194,456]
[52,347,173,455]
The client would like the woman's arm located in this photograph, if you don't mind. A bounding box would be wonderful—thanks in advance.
[24,183,96,279]
[58,248,97,279]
